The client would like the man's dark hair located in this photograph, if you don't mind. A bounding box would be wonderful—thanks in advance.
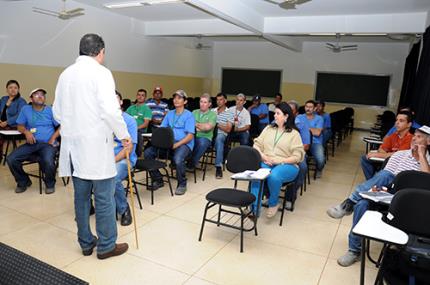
[275,93,282,99]
[137,89,147,94]
[216,92,227,99]
[305,99,316,106]
[316,100,326,107]
[397,110,413,123]
[79,34,105,56]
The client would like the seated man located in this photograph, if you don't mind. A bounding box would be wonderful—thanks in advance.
[268,93,282,113]
[114,91,137,226]
[212,92,233,179]
[144,90,195,195]
[384,107,421,137]
[297,100,325,178]
[126,89,152,157]
[361,111,413,180]
[327,126,430,267]
[315,101,332,145]
[248,95,269,132]
[286,100,310,205]
[228,93,251,146]
[7,88,60,194]
[145,86,168,127]
[187,93,216,170]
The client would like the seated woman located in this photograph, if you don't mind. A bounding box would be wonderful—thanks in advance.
[250,102,305,218]
[0,80,27,155]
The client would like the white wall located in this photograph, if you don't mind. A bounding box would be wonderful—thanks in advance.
[212,40,410,108]
[0,0,211,78]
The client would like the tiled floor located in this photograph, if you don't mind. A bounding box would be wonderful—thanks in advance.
[0,131,382,285]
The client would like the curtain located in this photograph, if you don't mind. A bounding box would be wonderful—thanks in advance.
[397,40,420,112]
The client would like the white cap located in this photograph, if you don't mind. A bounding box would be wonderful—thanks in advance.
[417,125,430,135]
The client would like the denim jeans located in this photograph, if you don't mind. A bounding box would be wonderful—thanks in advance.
[214,133,227,167]
[347,169,395,252]
[144,144,191,188]
[190,137,211,167]
[348,169,395,203]
[114,160,129,215]
[228,131,250,146]
[7,142,57,188]
[360,154,378,180]
[286,158,307,201]
[323,129,332,145]
[250,162,299,215]
[310,143,325,171]
[136,129,146,157]
[72,176,117,255]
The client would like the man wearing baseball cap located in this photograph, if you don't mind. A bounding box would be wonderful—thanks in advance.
[146,86,169,127]
[7,88,60,194]
[248,94,269,132]
[144,89,195,195]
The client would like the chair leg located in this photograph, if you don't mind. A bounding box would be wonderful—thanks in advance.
[217,205,221,226]
[279,187,288,226]
[164,168,174,197]
[133,180,143,210]
[240,213,244,253]
[3,140,10,165]
[198,202,210,242]
[39,165,43,195]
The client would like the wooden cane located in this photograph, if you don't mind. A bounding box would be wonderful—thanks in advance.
[125,149,139,249]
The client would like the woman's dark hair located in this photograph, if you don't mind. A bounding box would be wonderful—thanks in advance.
[5,79,21,98]
[271,102,296,132]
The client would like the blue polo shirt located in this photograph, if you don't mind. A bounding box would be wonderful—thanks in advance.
[114,112,138,166]
[295,115,311,145]
[297,114,324,145]
[16,105,59,143]
[250,103,269,124]
[161,109,195,150]
[321,113,331,129]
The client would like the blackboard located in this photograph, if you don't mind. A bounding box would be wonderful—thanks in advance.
[221,68,282,98]
[315,72,390,106]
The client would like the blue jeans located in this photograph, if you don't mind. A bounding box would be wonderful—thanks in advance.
[323,129,332,145]
[347,169,395,252]
[310,143,325,171]
[228,131,250,146]
[286,158,307,201]
[114,160,129,215]
[72,176,117,255]
[190,137,211,167]
[360,154,377,180]
[250,162,299,215]
[144,144,191,188]
[7,142,57,188]
[215,133,227,167]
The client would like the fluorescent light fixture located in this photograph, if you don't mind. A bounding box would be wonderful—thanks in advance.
[104,2,143,8]
[141,0,184,5]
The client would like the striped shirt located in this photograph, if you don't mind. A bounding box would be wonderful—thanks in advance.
[145,98,169,123]
[212,107,233,136]
[384,149,430,176]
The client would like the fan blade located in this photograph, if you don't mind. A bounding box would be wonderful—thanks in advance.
[59,12,84,20]
[32,7,59,15]
[341,45,358,48]
[279,2,296,9]
[32,9,59,17]
[341,48,358,51]
[326,43,335,48]
[295,0,311,4]
[66,8,84,14]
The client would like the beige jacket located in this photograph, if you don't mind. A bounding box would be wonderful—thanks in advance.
[253,125,305,165]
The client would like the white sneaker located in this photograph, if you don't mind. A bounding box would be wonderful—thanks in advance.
[266,205,278,218]
[337,250,360,267]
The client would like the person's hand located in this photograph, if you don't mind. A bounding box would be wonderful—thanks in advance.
[172,142,180,149]
[48,137,56,146]
[417,144,427,158]
[6,97,13,107]
[0,121,7,128]
[366,152,380,159]
[25,132,36,144]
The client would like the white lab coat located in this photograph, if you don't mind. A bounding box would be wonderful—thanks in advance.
[53,56,129,180]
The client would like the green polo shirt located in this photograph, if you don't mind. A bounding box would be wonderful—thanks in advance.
[126,103,152,132]
[192,109,217,140]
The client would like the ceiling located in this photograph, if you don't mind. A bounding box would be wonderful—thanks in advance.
[5,0,430,52]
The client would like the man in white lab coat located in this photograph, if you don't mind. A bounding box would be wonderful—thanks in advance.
[53,34,131,260]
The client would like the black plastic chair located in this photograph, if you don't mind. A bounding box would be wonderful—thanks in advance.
[133,127,174,205]
[198,145,261,252]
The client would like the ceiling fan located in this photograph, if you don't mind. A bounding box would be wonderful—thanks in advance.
[326,33,358,53]
[263,0,311,9]
[32,0,85,20]
[193,36,212,50]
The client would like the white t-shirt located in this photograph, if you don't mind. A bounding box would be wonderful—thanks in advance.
[228,106,251,129]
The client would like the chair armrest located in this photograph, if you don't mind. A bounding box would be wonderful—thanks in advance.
[352,211,408,245]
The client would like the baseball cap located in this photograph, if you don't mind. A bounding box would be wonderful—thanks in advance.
[29,88,46,98]
[252,95,261,101]
[173,89,187,99]
[153,86,163,94]
[417,125,430,135]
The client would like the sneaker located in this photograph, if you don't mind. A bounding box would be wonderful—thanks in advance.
[266,205,279,218]
[45,186,55,194]
[327,199,355,219]
[316,170,322,178]
[337,250,360,267]
[147,180,164,191]
[175,186,187,195]
[15,180,32,193]
[186,165,195,172]
[215,167,223,179]
[120,205,132,226]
